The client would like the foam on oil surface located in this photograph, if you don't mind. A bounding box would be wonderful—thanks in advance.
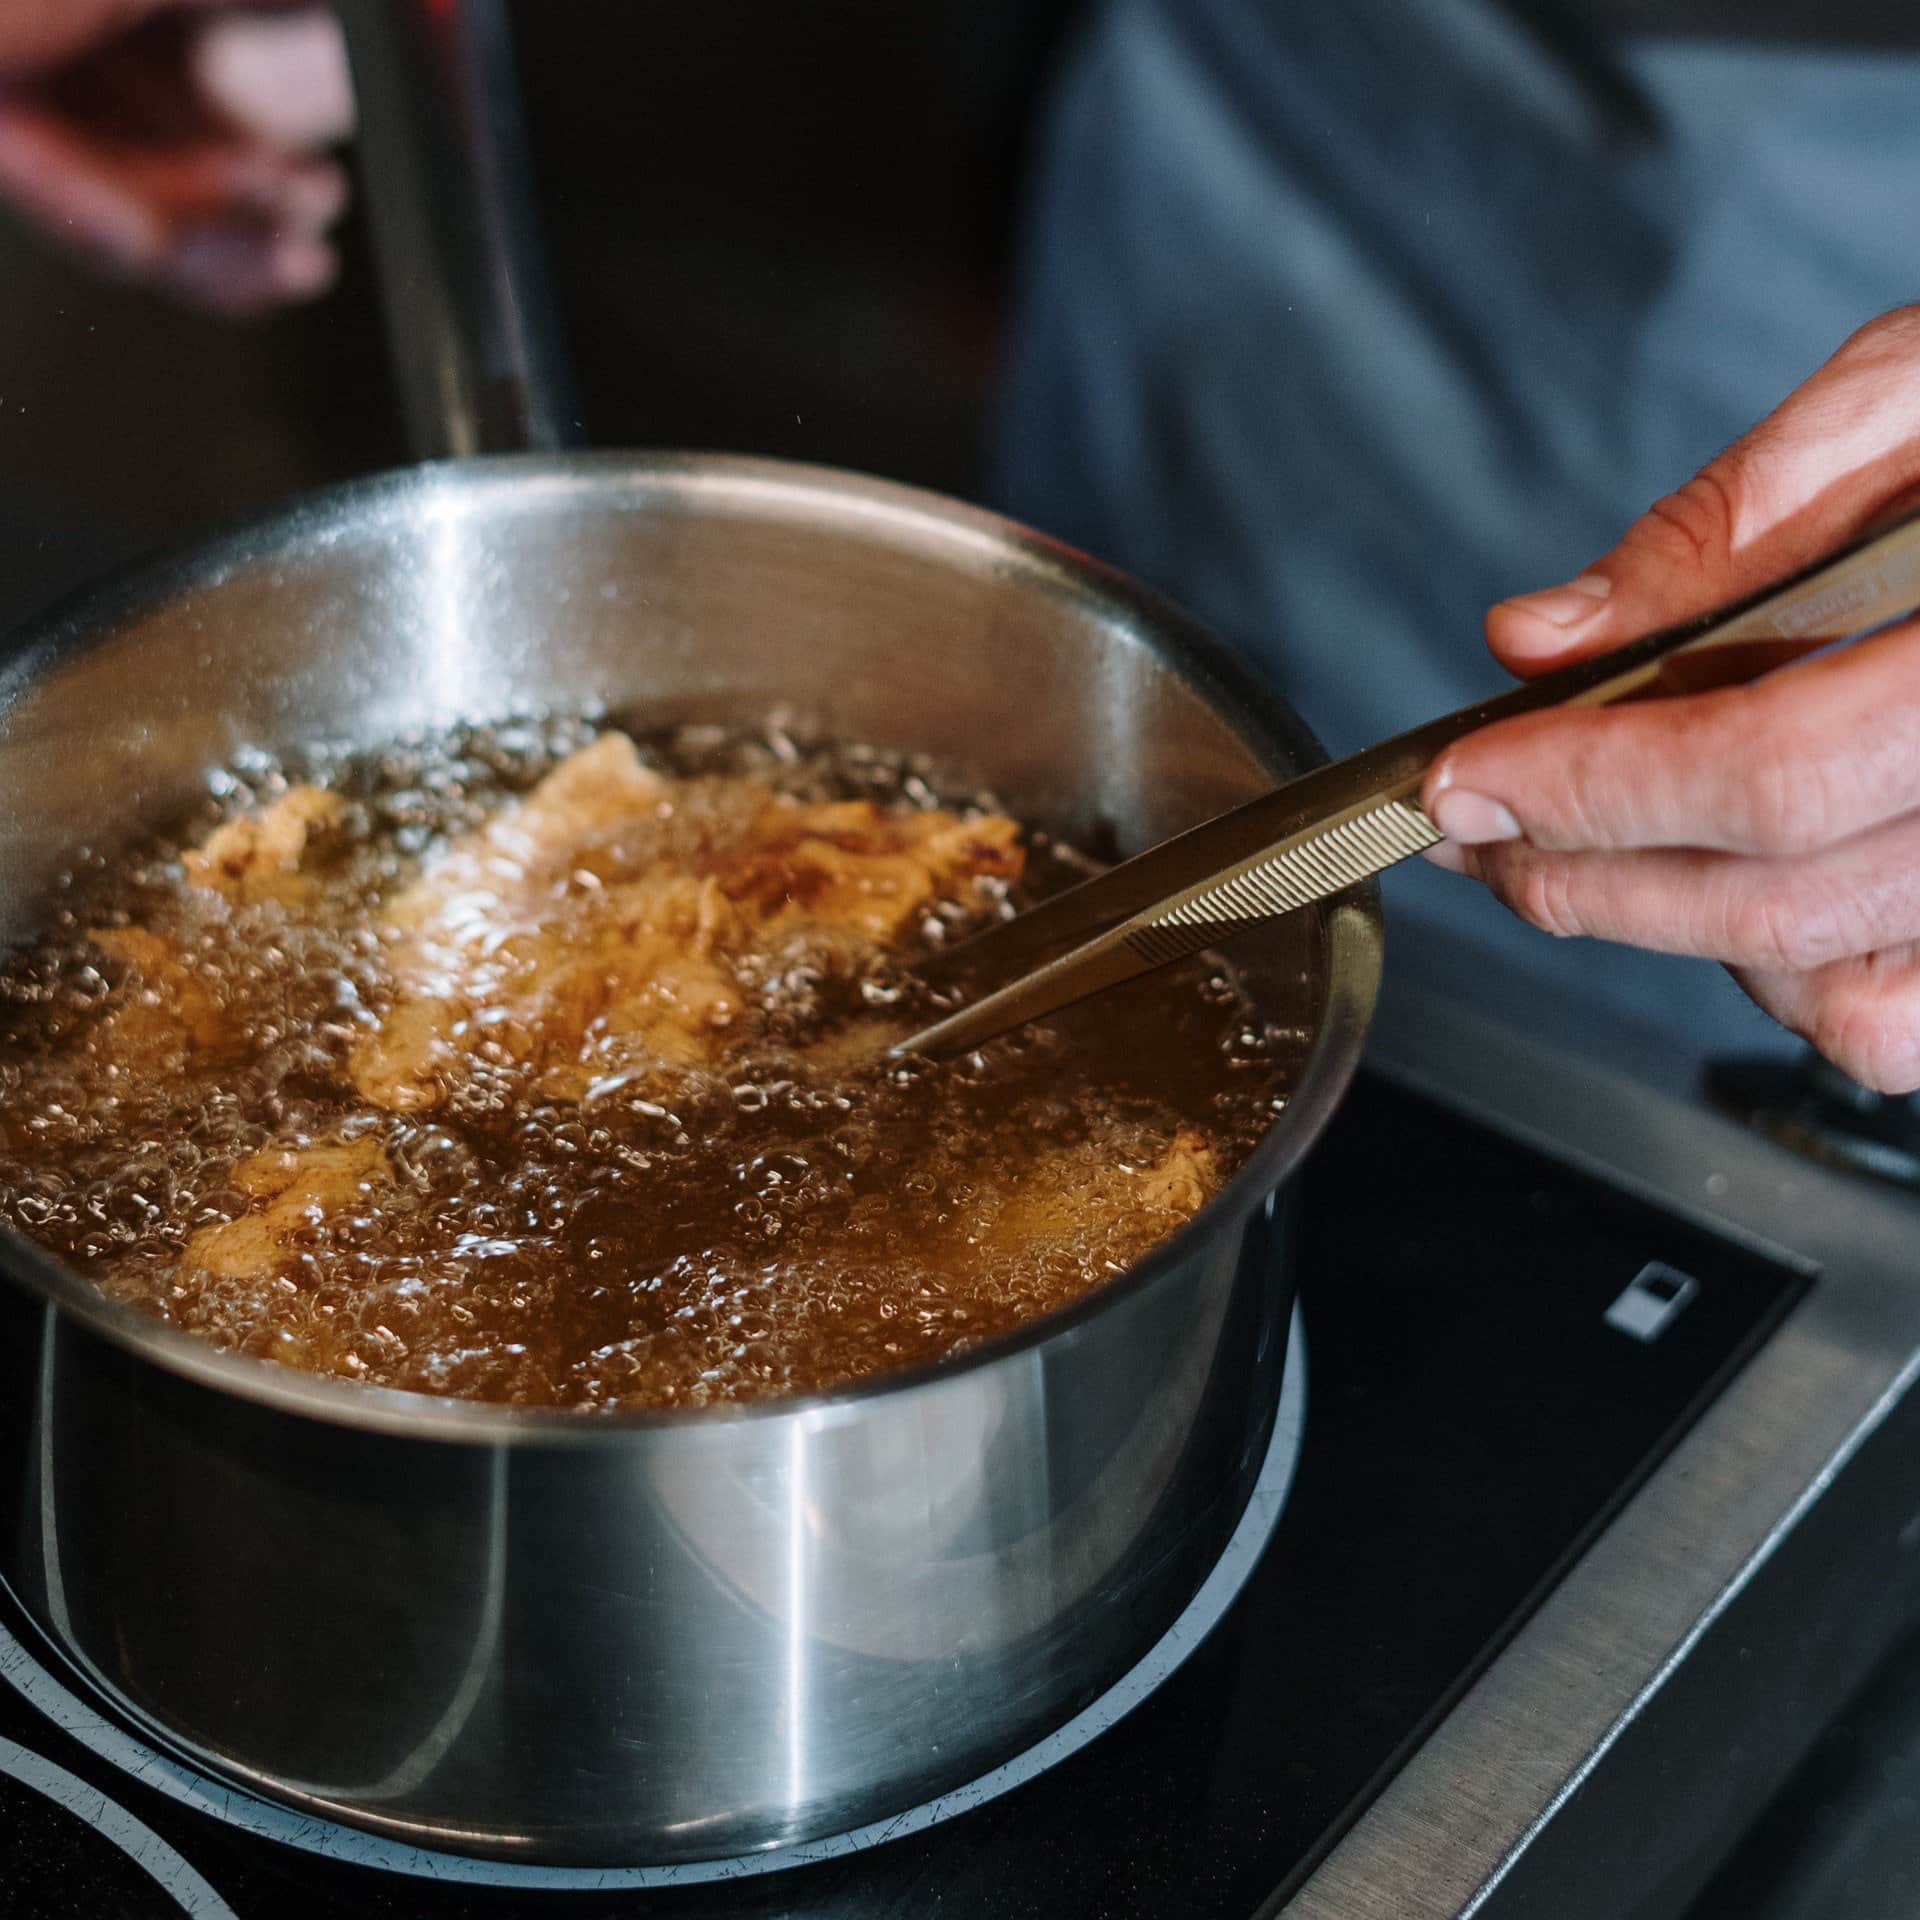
[0,720,1306,1409]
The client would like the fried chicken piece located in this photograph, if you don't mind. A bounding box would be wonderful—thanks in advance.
[349,734,1023,1111]
[348,995,466,1114]
[381,731,669,938]
[720,798,1023,944]
[82,790,342,1071]
[961,1129,1220,1264]
[184,1136,391,1280]
[350,737,694,1109]
[354,874,748,1109]
[1136,1129,1217,1213]
[183,785,344,905]
[541,875,744,1089]
[88,925,236,1064]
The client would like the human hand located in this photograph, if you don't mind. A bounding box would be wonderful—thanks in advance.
[0,2,353,315]
[1422,306,1920,1092]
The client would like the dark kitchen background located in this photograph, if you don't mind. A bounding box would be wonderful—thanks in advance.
[0,5,1916,1916]
[0,1,1080,633]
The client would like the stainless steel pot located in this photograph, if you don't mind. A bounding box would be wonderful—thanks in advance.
[0,3,1380,1866]
[0,453,1378,1861]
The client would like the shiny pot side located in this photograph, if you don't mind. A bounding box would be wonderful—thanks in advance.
[0,1191,1289,1859]
[0,455,1380,1860]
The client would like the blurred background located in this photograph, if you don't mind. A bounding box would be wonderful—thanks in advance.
[0,1,1081,633]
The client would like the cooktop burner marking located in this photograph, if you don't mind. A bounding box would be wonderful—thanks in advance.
[0,1732,238,1918]
[0,1306,1304,1890]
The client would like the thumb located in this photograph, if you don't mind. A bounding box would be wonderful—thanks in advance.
[1486,306,1920,676]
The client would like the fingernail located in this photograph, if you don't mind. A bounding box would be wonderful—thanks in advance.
[1422,840,1469,875]
[1501,573,1612,630]
[1430,790,1521,845]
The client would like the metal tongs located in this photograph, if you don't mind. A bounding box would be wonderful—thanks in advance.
[897,510,1920,1058]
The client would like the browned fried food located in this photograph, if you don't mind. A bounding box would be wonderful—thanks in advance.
[183,1135,391,1280]
[348,733,1022,1111]
[353,873,747,1109]
[182,785,344,905]
[718,797,1024,945]
[88,925,237,1066]
[1135,1129,1218,1213]
[955,1128,1220,1267]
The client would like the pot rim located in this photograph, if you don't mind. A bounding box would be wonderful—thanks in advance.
[0,450,1382,1444]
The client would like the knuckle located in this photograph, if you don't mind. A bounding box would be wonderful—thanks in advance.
[1552,724,1634,850]
[1640,465,1744,571]
[1734,734,1836,856]
[1729,880,1844,974]
[1514,749,1595,854]
[1839,304,1920,366]
[1506,856,1586,940]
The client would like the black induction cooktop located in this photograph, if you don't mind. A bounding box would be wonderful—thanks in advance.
[0,1070,1811,1919]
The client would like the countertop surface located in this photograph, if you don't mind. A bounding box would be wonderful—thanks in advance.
[1283,970,1920,1920]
